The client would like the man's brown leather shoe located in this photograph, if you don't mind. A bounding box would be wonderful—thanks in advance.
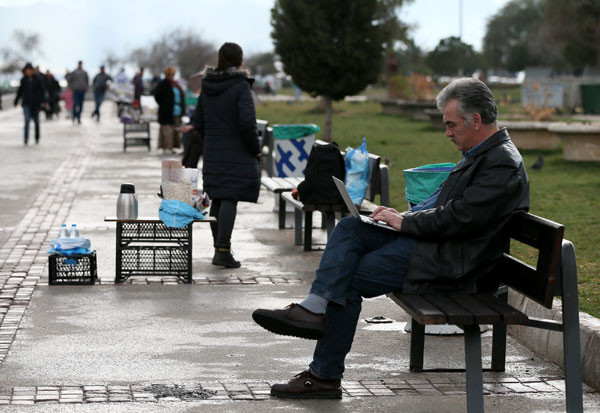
[271,370,342,399]
[252,303,325,339]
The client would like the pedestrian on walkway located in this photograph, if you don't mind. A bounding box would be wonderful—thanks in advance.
[153,67,185,153]
[132,67,144,112]
[67,60,89,124]
[43,70,61,120]
[252,78,530,399]
[91,65,112,121]
[189,42,260,268]
[14,63,46,145]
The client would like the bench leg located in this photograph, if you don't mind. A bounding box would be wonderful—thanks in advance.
[304,211,313,251]
[278,195,286,229]
[325,211,335,239]
[463,324,485,413]
[490,323,507,371]
[491,288,507,371]
[561,241,583,413]
[409,319,425,372]
[294,209,302,246]
[185,223,193,284]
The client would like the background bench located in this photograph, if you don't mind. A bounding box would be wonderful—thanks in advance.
[388,211,583,413]
[123,122,150,152]
[280,140,389,250]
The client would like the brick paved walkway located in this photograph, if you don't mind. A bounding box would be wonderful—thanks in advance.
[1,375,591,405]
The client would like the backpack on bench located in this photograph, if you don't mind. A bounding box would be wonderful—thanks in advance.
[297,142,346,205]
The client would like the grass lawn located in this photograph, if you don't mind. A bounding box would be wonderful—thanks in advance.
[256,99,600,318]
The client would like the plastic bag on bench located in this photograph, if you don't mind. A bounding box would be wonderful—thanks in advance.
[345,138,370,206]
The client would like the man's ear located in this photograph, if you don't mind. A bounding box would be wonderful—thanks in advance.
[473,113,482,130]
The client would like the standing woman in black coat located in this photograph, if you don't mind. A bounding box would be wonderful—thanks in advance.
[191,42,260,268]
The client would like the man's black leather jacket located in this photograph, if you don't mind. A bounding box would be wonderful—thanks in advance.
[401,128,530,294]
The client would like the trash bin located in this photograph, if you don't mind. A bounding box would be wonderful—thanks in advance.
[273,124,320,177]
[403,163,455,206]
[580,84,600,114]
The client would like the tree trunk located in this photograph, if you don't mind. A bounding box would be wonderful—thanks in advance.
[323,96,333,142]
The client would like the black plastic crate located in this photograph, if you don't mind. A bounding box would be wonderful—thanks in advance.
[49,252,97,285]
[119,222,190,243]
[116,246,191,282]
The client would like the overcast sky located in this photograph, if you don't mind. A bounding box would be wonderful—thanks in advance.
[0,0,510,76]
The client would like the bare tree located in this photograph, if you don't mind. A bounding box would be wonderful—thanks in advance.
[244,52,277,76]
[103,51,121,74]
[1,30,43,74]
[128,30,216,80]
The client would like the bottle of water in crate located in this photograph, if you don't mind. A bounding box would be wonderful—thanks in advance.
[70,224,80,238]
[58,224,70,238]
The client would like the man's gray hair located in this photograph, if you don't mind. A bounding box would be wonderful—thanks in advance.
[436,78,497,126]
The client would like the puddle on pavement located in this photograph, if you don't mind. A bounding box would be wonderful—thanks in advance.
[144,383,216,400]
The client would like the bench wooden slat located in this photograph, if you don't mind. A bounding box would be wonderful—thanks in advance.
[473,293,529,324]
[261,177,295,192]
[423,294,474,325]
[284,177,302,187]
[391,293,447,324]
[449,294,502,324]
[260,177,278,191]
[281,192,304,210]
[360,199,379,213]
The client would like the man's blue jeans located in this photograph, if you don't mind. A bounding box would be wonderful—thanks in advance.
[93,90,105,117]
[308,217,416,380]
[72,90,86,121]
[23,105,40,143]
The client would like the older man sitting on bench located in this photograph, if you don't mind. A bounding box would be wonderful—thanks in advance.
[252,77,530,399]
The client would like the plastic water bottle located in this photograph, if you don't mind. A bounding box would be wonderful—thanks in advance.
[69,224,80,238]
[58,224,70,238]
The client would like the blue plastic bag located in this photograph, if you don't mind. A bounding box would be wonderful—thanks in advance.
[47,237,93,262]
[345,137,370,206]
[158,199,205,228]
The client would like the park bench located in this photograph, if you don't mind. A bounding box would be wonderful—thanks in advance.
[123,121,151,152]
[388,211,583,413]
[277,140,390,250]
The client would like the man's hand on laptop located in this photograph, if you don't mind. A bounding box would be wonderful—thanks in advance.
[369,206,404,231]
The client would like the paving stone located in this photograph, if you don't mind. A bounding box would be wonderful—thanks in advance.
[523,381,561,392]
[501,382,535,393]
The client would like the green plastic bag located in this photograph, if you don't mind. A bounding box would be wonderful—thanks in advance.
[403,163,456,205]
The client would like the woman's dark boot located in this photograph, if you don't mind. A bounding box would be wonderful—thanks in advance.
[212,248,241,268]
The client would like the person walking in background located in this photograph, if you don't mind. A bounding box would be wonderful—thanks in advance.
[150,70,161,93]
[44,70,61,120]
[92,65,112,121]
[67,60,89,124]
[61,70,73,119]
[186,42,260,268]
[132,67,144,112]
[14,63,46,145]
[153,67,185,153]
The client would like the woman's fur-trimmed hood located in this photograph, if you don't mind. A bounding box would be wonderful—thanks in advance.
[202,67,254,96]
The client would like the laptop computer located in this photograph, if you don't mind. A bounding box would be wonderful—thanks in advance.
[332,176,399,232]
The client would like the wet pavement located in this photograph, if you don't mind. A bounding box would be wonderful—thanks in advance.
[0,102,599,412]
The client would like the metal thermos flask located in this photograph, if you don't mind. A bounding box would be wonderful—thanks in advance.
[116,183,138,219]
